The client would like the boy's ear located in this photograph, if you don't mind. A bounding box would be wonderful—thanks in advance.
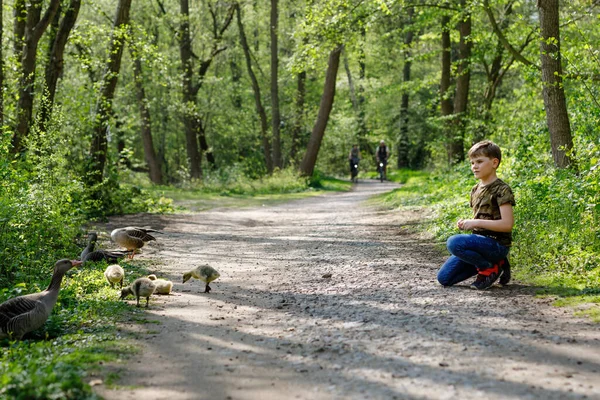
[492,158,500,169]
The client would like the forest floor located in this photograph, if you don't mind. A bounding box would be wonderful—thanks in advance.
[93,180,600,400]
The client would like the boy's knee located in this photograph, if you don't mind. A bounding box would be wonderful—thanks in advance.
[437,270,452,287]
[446,234,464,253]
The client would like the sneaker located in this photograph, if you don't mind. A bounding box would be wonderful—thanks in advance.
[498,258,511,286]
[470,271,500,290]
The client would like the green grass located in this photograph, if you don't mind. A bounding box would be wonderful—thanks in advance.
[0,260,153,399]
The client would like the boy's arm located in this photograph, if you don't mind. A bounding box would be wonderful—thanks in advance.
[458,203,514,232]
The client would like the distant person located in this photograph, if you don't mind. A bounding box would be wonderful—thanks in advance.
[348,144,361,182]
[375,140,390,180]
[437,140,515,290]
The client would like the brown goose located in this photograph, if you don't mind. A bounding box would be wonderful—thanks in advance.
[81,232,127,265]
[0,259,82,340]
[120,277,156,307]
[104,264,125,288]
[182,265,220,293]
[111,227,162,259]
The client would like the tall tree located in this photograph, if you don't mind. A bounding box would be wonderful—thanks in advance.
[289,70,306,165]
[87,0,132,185]
[130,43,163,184]
[299,45,343,177]
[176,0,234,178]
[236,2,273,173]
[440,15,454,164]
[397,6,414,168]
[449,0,472,163]
[0,0,4,127]
[38,0,81,134]
[538,0,574,168]
[270,0,282,169]
[10,0,60,154]
[178,0,202,179]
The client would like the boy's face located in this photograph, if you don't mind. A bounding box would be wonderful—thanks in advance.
[470,155,499,181]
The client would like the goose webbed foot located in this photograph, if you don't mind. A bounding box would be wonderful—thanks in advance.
[204,284,211,293]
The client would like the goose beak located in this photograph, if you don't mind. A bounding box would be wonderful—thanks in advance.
[71,260,83,267]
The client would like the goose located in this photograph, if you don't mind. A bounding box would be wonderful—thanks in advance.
[111,227,162,259]
[120,277,156,307]
[182,265,220,293]
[81,232,127,265]
[0,259,82,340]
[104,264,125,288]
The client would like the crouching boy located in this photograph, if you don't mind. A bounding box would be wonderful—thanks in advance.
[437,140,515,290]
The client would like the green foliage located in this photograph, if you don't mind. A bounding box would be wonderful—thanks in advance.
[308,169,353,191]
[0,262,142,399]
[0,118,171,287]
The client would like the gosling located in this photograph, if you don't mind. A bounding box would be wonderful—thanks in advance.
[120,277,156,307]
[147,274,173,295]
[104,264,125,288]
[182,265,220,293]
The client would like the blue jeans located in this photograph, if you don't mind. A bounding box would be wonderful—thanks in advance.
[437,234,509,287]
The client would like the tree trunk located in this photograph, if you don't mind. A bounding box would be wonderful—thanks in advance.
[440,15,454,164]
[13,0,26,58]
[132,53,163,184]
[236,4,272,173]
[270,0,282,169]
[87,0,131,185]
[538,0,574,168]
[38,0,81,134]
[289,71,306,166]
[449,3,472,164]
[10,0,60,154]
[179,0,202,179]
[356,27,370,157]
[397,6,414,169]
[0,0,4,127]
[299,45,342,177]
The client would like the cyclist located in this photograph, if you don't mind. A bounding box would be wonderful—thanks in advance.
[376,140,390,180]
[348,144,361,182]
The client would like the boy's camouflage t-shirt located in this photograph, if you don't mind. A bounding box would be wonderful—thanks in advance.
[470,178,515,247]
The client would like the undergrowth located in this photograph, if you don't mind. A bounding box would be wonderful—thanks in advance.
[0,260,150,399]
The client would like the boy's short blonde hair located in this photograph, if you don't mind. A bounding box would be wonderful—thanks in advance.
[468,140,502,165]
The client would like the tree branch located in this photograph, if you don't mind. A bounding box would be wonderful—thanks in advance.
[482,0,539,69]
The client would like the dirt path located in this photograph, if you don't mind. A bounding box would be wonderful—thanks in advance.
[94,180,600,400]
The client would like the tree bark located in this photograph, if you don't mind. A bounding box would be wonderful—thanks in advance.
[397,6,414,169]
[38,0,81,134]
[236,3,273,173]
[299,45,343,177]
[538,0,574,168]
[289,71,306,166]
[10,0,61,154]
[440,15,454,164]
[449,2,472,164]
[0,0,4,127]
[132,52,163,184]
[270,0,282,169]
[179,0,202,179]
[87,0,131,185]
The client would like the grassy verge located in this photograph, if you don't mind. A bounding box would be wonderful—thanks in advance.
[133,169,352,212]
[0,261,153,399]
[376,167,600,322]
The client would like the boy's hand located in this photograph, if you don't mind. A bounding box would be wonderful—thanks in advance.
[457,219,478,231]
